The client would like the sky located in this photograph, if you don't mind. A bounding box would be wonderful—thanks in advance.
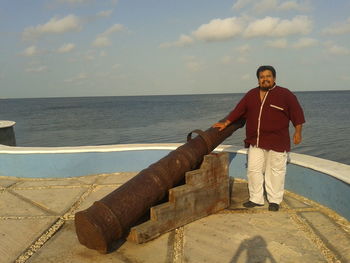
[1,0,350,98]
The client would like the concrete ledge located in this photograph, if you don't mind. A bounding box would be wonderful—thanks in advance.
[289,152,350,184]
[1,143,348,184]
[0,143,349,219]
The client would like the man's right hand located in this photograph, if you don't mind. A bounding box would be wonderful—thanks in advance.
[212,122,228,131]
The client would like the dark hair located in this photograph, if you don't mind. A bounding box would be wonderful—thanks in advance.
[256,65,276,79]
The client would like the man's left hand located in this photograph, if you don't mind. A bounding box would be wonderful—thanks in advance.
[293,132,302,145]
[293,124,303,145]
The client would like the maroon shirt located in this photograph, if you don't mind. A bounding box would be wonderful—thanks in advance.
[226,86,305,152]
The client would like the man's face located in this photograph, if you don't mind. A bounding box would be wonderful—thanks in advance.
[258,70,275,89]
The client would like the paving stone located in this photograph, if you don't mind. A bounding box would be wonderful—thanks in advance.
[284,194,311,209]
[0,217,57,263]
[183,213,326,263]
[14,179,85,188]
[27,221,126,263]
[11,187,87,215]
[0,191,48,217]
[95,172,138,185]
[118,230,172,263]
[229,181,270,209]
[74,174,100,184]
[28,220,171,263]
[300,211,350,261]
[1,172,349,262]
[73,185,120,213]
[0,178,18,188]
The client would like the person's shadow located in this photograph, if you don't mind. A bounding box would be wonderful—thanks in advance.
[230,235,277,263]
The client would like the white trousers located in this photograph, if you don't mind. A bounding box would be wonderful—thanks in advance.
[247,146,288,205]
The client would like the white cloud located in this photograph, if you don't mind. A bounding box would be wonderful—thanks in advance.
[84,55,95,61]
[159,34,194,48]
[92,24,124,48]
[244,15,312,37]
[266,38,288,48]
[94,65,125,80]
[25,65,48,73]
[232,0,253,10]
[112,64,121,70]
[22,15,82,40]
[84,50,96,60]
[97,10,113,18]
[291,37,318,49]
[175,34,195,46]
[220,54,248,64]
[253,0,279,13]
[340,75,350,81]
[233,0,311,13]
[184,57,204,72]
[22,46,40,56]
[101,24,124,36]
[236,44,251,53]
[273,16,312,36]
[220,56,233,64]
[244,16,279,37]
[264,37,318,49]
[279,1,309,11]
[164,15,312,46]
[92,36,111,47]
[64,72,88,83]
[186,61,202,72]
[253,0,310,13]
[327,44,350,56]
[322,17,350,35]
[192,17,244,42]
[57,43,76,53]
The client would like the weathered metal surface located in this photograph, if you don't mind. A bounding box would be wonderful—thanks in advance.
[74,119,245,253]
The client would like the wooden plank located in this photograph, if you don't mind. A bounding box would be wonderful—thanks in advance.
[127,152,230,243]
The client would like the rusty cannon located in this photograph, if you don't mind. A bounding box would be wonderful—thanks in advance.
[74,119,245,253]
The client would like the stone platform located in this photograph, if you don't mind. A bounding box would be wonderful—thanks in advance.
[0,173,349,263]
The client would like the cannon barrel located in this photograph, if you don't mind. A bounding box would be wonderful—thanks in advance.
[75,119,245,253]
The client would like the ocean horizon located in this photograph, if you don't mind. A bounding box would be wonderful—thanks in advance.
[1,89,349,100]
[1,90,350,165]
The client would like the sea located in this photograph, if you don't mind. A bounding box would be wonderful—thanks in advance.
[1,90,349,165]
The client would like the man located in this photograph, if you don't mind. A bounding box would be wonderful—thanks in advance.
[213,65,305,211]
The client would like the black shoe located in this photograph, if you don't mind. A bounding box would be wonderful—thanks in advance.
[268,203,279,211]
[243,201,264,208]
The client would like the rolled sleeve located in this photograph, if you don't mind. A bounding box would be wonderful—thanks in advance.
[226,95,247,122]
[288,93,305,127]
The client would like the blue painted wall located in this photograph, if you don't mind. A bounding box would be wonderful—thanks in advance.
[228,152,350,220]
[0,150,170,178]
[0,149,349,220]
[286,164,350,220]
